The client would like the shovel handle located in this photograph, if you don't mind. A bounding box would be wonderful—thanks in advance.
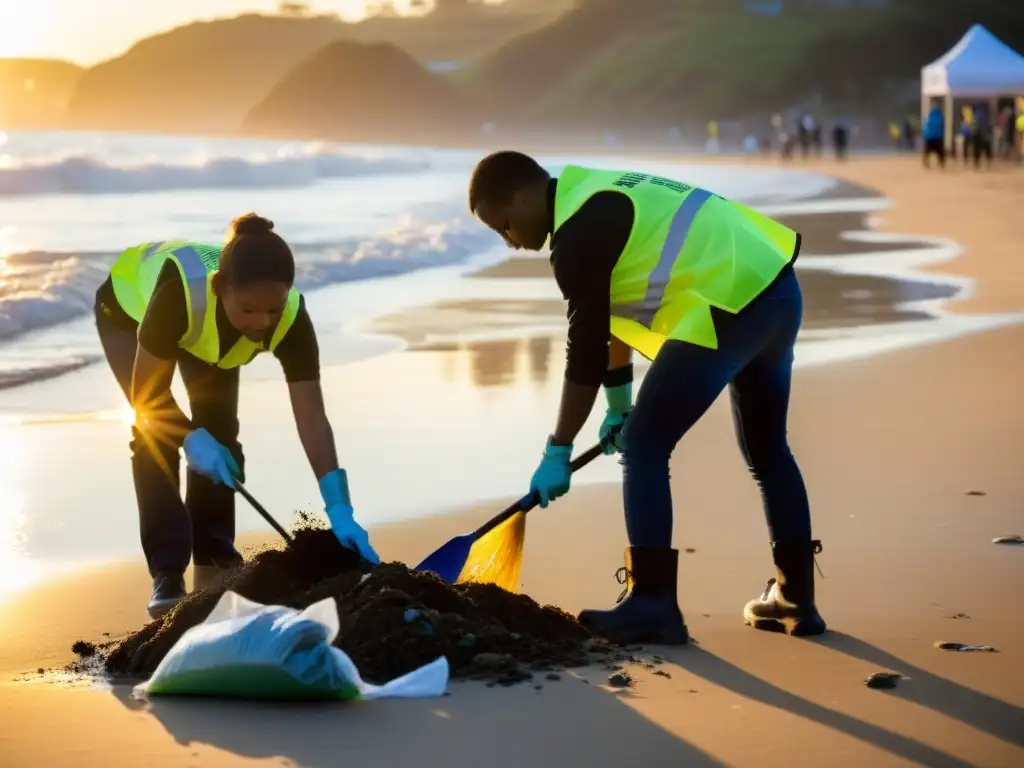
[235,481,294,545]
[469,440,607,541]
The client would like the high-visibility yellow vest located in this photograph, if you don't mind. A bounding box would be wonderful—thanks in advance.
[109,240,302,368]
[553,165,799,360]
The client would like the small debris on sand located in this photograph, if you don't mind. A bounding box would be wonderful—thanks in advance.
[607,671,633,688]
[992,535,1024,545]
[865,671,902,689]
[70,640,97,658]
[965,490,987,496]
[935,641,999,653]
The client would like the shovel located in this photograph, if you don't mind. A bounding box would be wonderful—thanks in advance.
[414,441,607,584]
[235,481,294,545]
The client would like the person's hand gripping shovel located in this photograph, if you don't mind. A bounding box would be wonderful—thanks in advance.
[415,435,615,590]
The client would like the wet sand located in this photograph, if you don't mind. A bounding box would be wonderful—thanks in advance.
[372,183,963,345]
[1,155,1023,767]
[677,154,1024,315]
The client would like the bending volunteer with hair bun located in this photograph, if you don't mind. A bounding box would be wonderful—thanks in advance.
[94,213,378,619]
[468,151,824,647]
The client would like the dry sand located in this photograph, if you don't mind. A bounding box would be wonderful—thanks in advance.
[2,156,1023,767]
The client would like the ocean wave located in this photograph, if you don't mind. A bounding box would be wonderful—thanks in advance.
[0,150,429,197]
[0,213,495,343]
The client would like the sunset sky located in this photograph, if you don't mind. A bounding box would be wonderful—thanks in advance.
[0,1,440,65]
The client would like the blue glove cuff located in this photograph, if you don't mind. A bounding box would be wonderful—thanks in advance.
[183,428,206,451]
[544,436,573,459]
[605,382,632,414]
[318,468,351,509]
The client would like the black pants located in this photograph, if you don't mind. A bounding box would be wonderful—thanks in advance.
[95,308,244,576]
[973,136,993,167]
[923,138,945,168]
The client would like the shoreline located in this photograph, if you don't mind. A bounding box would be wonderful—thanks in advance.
[0,153,996,396]
[0,153,942,393]
[2,156,1022,590]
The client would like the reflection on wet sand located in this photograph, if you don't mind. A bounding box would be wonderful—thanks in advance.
[366,264,957,359]
[429,336,555,388]
[796,270,955,328]
[367,263,959,390]
[527,336,551,383]
[365,187,967,391]
[468,338,519,387]
[775,211,934,255]
[368,298,566,349]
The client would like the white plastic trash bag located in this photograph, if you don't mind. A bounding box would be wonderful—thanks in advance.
[134,591,449,701]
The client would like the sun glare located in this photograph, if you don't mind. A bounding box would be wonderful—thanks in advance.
[0,425,41,597]
[118,404,136,425]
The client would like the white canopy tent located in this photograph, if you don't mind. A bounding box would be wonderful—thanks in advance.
[921,24,1024,147]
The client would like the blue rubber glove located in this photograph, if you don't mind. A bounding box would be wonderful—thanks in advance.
[529,437,573,509]
[319,469,380,564]
[599,381,631,454]
[183,428,239,487]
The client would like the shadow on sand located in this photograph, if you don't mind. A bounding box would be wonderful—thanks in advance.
[108,674,724,768]
[667,643,982,768]
[104,630,1021,767]
[817,631,1023,749]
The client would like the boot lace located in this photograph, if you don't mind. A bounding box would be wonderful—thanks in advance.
[760,540,824,597]
[614,566,631,604]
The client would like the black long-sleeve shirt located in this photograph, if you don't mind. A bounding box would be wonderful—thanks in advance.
[547,178,635,388]
[95,260,320,382]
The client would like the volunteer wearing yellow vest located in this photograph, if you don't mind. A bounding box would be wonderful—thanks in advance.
[469,152,825,644]
[93,213,378,619]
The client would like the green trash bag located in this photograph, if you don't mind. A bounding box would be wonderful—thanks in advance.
[134,591,449,701]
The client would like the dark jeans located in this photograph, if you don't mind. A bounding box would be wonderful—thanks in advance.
[95,309,244,576]
[972,135,993,167]
[923,138,945,168]
[620,265,811,549]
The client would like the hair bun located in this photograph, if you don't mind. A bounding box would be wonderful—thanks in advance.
[230,213,274,237]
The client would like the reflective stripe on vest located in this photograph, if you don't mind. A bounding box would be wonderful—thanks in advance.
[610,187,714,328]
[552,165,798,355]
[140,241,213,348]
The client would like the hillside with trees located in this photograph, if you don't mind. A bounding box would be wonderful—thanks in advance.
[12,0,1024,141]
[458,0,1024,129]
[243,39,479,143]
[60,1,568,134]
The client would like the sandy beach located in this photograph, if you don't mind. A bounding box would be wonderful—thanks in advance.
[1,155,1023,767]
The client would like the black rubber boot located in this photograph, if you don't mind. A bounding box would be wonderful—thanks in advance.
[744,540,827,636]
[578,547,689,645]
[147,570,186,620]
